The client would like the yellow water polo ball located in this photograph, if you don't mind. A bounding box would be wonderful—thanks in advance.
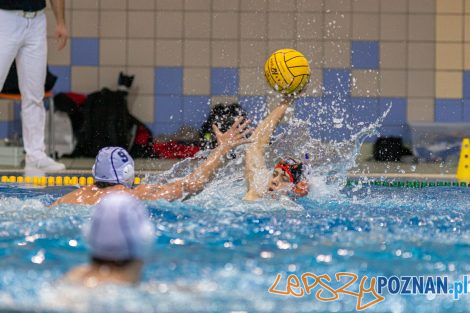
[264,48,310,95]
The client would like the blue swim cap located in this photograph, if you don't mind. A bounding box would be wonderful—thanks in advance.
[84,192,154,261]
[92,147,135,188]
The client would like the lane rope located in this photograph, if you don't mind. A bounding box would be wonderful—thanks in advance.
[0,176,141,186]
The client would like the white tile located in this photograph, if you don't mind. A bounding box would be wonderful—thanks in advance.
[127,67,155,95]
[71,67,98,94]
[184,40,211,66]
[241,12,267,39]
[239,67,267,95]
[352,0,380,12]
[128,0,155,10]
[100,39,126,66]
[128,95,154,123]
[325,0,352,11]
[324,13,351,40]
[185,0,211,10]
[212,41,239,67]
[71,10,98,37]
[156,12,184,38]
[268,13,296,40]
[323,41,351,68]
[100,11,127,38]
[240,0,267,11]
[155,39,183,66]
[184,68,211,95]
[128,11,155,39]
[297,13,323,40]
[184,12,211,38]
[240,41,268,67]
[269,0,297,11]
[213,0,240,11]
[127,39,154,66]
[156,0,184,10]
[212,12,239,39]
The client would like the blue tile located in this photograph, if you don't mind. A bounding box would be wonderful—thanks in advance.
[323,69,351,97]
[435,99,463,122]
[379,98,407,126]
[183,96,210,128]
[309,96,352,142]
[155,95,183,124]
[464,71,470,99]
[211,68,239,96]
[0,121,10,138]
[350,97,379,124]
[71,38,99,66]
[294,97,322,122]
[48,66,71,93]
[463,100,470,122]
[152,123,181,136]
[239,96,267,123]
[155,67,183,95]
[377,125,411,141]
[351,41,379,69]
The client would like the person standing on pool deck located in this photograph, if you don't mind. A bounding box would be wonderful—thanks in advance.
[64,192,154,286]
[244,95,310,200]
[52,117,252,206]
[0,0,68,171]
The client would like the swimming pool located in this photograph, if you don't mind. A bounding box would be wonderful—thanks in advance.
[0,181,469,313]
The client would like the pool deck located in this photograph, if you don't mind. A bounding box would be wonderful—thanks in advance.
[0,158,459,181]
[0,144,460,180]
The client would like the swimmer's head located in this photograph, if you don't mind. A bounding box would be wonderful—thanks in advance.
[92,147,135,188]
[268,158,309,197]
[84,192,154,262]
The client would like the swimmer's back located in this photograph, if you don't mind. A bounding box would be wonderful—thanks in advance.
[52,184,130,206]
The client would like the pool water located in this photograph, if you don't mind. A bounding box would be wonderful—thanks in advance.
[1,182,470,313]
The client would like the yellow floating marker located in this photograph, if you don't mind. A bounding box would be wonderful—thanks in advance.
[64,176,70,185]
[79,177,86,186]
[24,176,31,184]
[56,176,63,185]
[40,176,47,186]
[134,177,141,185]
[17,176,24,183]
[47,176,55,186]
[71,176,78,185]
[87,177,94,185]
[1,176,8,183]
[9,176,16,183]
[457,138,470,183]
[33,176,39,185]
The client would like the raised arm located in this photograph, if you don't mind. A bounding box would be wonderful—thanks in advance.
[244,96,293,200]
[134,118,252,201]
[49,0,68,50]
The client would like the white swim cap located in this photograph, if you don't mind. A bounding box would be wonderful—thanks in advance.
[92,147,135,188]
[84,192,154,261]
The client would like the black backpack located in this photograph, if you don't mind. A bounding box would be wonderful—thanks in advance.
[73,88,131,157]
[373,137,413,162]
[199,102,247,150]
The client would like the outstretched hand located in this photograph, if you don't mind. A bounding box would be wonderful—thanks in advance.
[212,117,253,150]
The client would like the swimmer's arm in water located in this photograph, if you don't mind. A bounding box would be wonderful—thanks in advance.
[134,117,253,201]
[244,96,293,200]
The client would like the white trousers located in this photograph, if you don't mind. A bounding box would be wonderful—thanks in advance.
[0,9,48,161]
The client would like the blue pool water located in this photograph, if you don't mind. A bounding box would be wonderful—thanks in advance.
[1,182,470,313]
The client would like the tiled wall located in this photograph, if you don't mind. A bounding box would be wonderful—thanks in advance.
[1,0,470,142]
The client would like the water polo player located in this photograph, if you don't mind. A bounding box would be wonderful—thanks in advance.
[244,96,309,201]
[52,117,252,205]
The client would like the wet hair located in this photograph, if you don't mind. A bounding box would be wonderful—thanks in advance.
[275,158,304,184]
[91,256,134,267]
[94,181,119,189]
